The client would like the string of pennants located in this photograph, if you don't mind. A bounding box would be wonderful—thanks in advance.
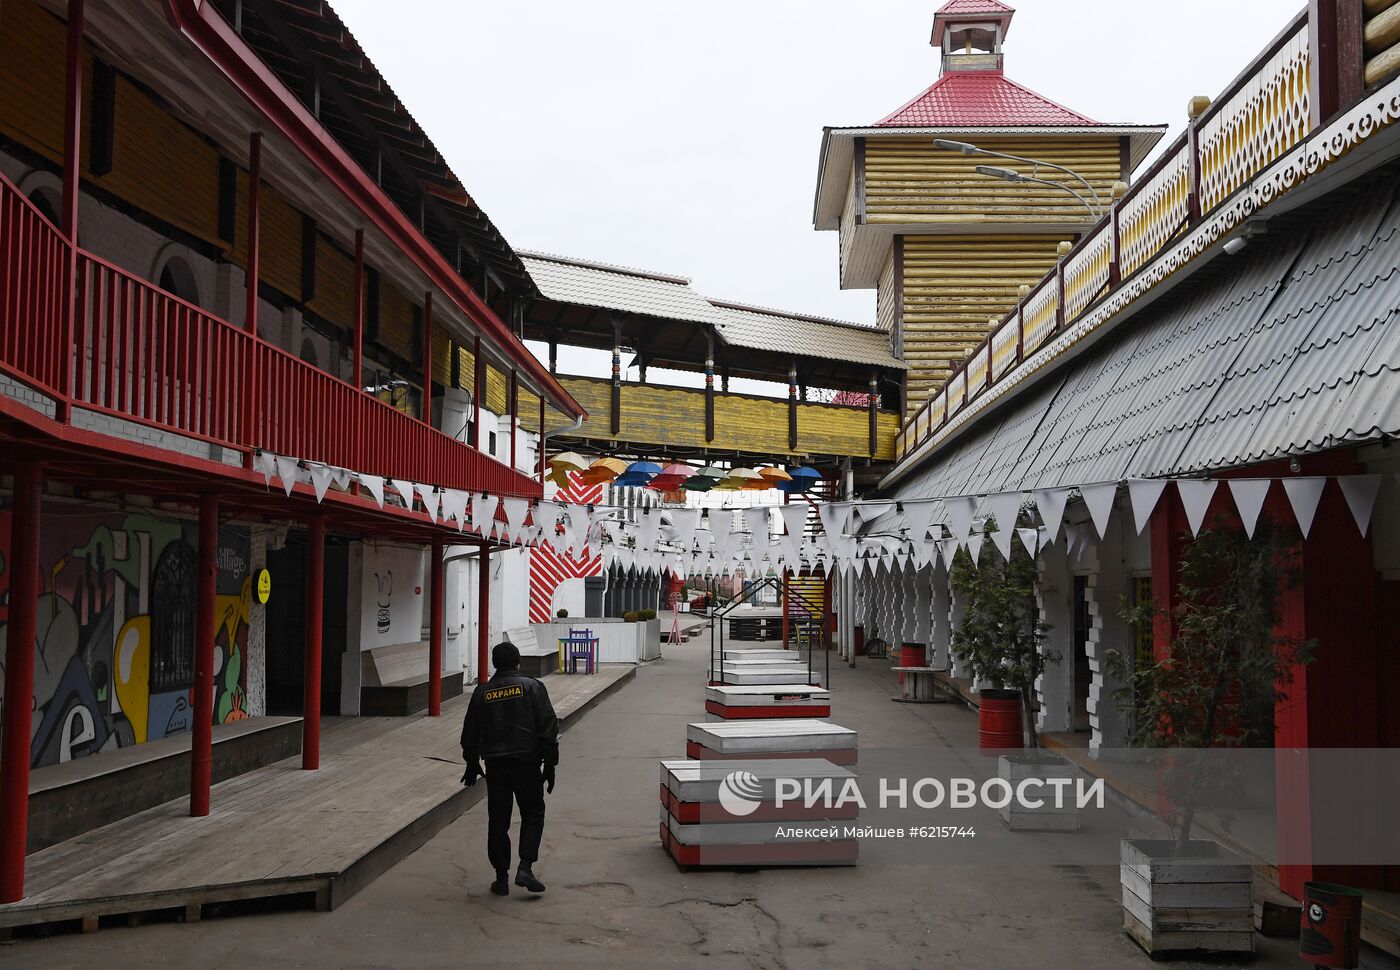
[252,450,1389,579]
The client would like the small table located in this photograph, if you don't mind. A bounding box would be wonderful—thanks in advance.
[890,666,946,704]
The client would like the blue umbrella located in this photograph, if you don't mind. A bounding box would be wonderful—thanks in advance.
[626,461,663,476]
[778,465,822,492]
[613,471,652,487]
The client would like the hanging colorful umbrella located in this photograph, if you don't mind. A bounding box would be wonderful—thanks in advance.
[682,476,718,491]
[647,461,695,491]
[758,466,793,483]
[726,467,763,481]
[626,460,663,476]
[548,451,590,472]
[578,456,628,485]
[778,465,822,492]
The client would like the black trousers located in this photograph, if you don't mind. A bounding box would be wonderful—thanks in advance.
[484,757,545,874]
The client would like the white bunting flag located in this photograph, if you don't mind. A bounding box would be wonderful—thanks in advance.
[274,455,302,496]
[392,479,416,510]
[441,489,469,528]
[743,507,770,546]
[1227,479,1272,539]
[1338,474,1382,536]
[1282,477,1327,539]
[1175,480,1217,537]
[945,495,978,539]
[256,450,278,487]
[1032,487,1070,543]
[307,463,335,503]
[984,492,1024,561]
[358,473,386,508]
[502,498,530,540]
[1127,479,1167,535]
[416,483,440,522]
[854,501,893,524]
[939,538,960,567]
[1016,527,1040,556]
[778,504,806,566]
[330,466,353,491]
[1078,483,1118,541]
[901,499,939,546]
[474,494,501,538]
[818,502,849,539]
[965,532,984,566]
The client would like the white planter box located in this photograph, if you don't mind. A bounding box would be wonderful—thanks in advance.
[532,618,660,665]
[997,755,1081,832]
[1120,838,1254,957]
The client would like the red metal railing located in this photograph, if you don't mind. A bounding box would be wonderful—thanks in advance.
[894,10,1313,464]
[0,182,67,396]
[0,173,539,500]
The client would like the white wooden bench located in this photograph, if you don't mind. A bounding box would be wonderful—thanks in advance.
[890,666,946,704]
[502,626,558,678]
[360,641,464,716]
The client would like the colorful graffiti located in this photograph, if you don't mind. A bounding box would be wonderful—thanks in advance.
[0,507,249,768]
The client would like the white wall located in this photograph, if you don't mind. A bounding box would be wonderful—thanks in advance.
[359,543,427,648]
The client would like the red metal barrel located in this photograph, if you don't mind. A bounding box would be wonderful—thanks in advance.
[898,642,926,684]
[1301,882,1363,968]
[978,689,1023,752]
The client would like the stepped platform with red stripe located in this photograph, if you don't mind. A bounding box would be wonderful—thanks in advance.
[708,664,822,687]
[658,759,859,868]
[705,684,832,719]
[685,719,856,765]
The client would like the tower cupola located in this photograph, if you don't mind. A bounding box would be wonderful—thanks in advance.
[931,0,1015,73]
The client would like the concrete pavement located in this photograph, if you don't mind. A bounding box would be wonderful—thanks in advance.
[0,634,1342,969]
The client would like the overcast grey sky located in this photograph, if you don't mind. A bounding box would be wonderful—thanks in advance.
[330,0,1295,382]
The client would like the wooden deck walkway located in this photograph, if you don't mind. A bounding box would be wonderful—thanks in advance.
[0,666,634,933]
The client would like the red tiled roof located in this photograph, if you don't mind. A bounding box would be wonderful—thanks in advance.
[936,0,1013,14]
[876,70,1099,127]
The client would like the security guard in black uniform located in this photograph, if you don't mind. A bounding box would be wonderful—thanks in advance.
[460,641,559,896]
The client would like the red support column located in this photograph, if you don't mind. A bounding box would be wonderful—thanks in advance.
[422,290,433,424]
[477,542,491,683]
[0,463,42,903]
[429,535,445,716]
[352,229,364,388]
[302,515,324,768]
[189,493,220,817]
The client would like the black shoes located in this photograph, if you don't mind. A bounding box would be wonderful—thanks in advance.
[514,864,546,893]
[490,872,510,896]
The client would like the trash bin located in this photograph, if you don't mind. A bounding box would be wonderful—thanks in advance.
[898,642,926,684]
[1301,882,1363,968]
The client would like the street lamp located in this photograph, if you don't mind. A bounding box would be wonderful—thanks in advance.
[935,138,1105,218]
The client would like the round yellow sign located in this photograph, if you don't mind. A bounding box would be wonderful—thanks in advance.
[256,568,272,605]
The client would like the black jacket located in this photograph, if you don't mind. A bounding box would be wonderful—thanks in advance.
[460,668,559,766]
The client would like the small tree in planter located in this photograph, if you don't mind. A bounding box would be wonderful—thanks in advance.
[1108,521,1311,956]
[949,518,1073,830]
[948,517,1054,750]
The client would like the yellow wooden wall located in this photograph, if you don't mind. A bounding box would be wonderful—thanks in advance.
[897,235,1063,411]
[557,376,897,461]
[864,136,1122,225]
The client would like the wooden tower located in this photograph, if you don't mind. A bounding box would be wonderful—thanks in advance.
[814,0,1164,416]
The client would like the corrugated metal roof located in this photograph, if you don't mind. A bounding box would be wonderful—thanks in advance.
[888,172,1400,503]
[710,301,905,370]
[520,252,731,328]
[877,70,1098,128]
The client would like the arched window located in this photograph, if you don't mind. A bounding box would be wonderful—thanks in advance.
[157,255,200,307]
[27,187,60,227]
[299,336,320,367]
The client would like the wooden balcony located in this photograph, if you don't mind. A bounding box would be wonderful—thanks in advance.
[0,173,540,499]
[554,375,899,462]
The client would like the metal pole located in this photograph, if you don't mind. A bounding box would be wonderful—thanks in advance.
[302,515,324,767]
[0,463,42,902]
[352,229,365,387]
[190,493,220,816]
[477,542,491,683]
[429,534,445,714]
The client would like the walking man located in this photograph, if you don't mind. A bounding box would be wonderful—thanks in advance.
[460,641,559,896]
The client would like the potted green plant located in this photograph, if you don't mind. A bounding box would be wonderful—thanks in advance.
[556,608,569,618]
[639,608,656,621]
[949,517,1075,831]
[622,610,639,623]
[1109,522,1311,957]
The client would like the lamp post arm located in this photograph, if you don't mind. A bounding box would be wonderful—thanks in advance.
[966,145,1105,213]
[1015,172,1101,219]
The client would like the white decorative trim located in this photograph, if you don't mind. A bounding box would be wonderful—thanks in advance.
[885,73,1400,488]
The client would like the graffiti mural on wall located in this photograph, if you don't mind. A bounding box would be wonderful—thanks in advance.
[0,506,250,769]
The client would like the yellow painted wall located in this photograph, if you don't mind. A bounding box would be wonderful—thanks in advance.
[557,376,897,461]
[864,136,1122,225]
[898,235,1063,411]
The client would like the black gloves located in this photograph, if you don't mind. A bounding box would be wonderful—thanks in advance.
[462,759,482,787]
[542,763,556,794]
